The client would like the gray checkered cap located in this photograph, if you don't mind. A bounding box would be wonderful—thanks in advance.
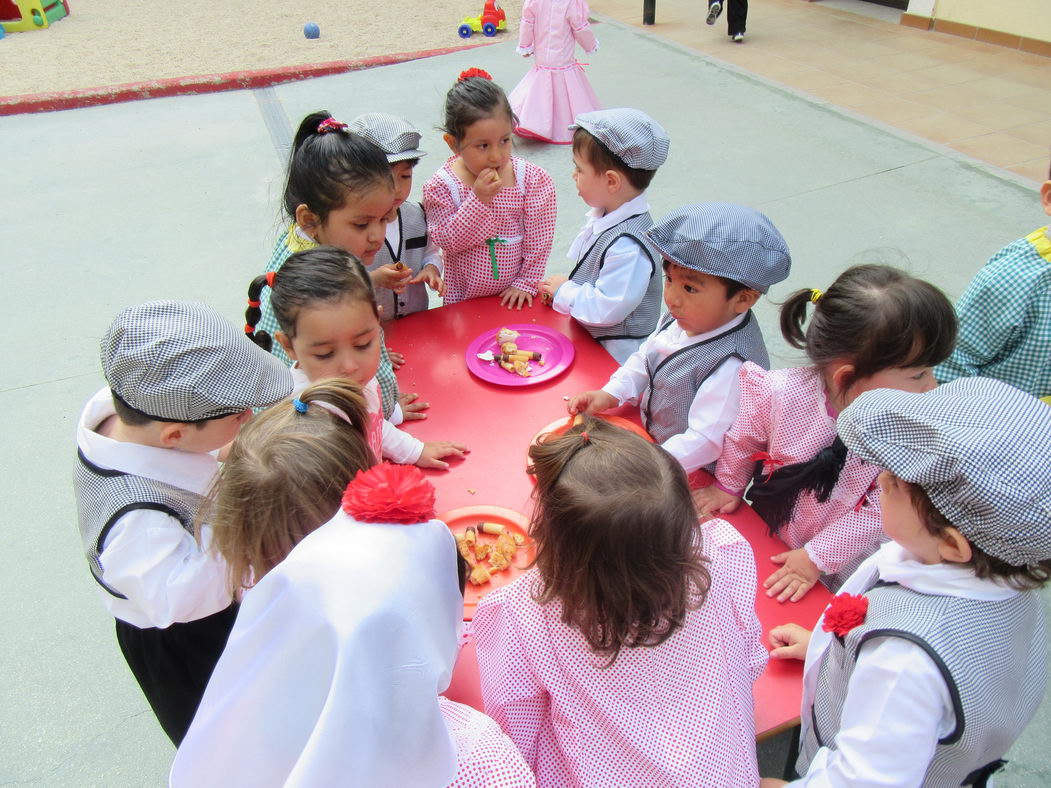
[101,301,293,422]
[569,108,669,170]
[838,377,1051,566]
[646,203,791,293]
[348,113,426,164]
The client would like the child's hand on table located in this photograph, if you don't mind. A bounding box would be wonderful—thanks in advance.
[473,168,503,204]
[412,264,446,296]
[567,390,617,416]
[500,287,534,310]
[765,548,821,603]
[399,392,429,421]
[371,264,413,293]
[768,623,812,661]
[691,485,742,517]
[388,348,406,368]
[417,441,469,470]
[538,275,568,305]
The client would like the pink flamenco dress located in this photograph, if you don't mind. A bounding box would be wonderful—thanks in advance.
[510,0,600,145]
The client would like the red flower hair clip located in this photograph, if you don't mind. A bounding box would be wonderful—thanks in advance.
[750,451,783,479]
[341,462,436,524]
[458,67,493,82]
[317,117,348,134]
[821,593,869,638]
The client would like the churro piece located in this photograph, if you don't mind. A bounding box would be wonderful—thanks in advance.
[474,543,492,560]
[512,533,525,546]
[494,533,517,562]
[499,360,516,374]
[500,351,542,362]
[455,533,475,564]
[464,526,477,546]
[497,327,520,345]
[469,565,492,585]
[500,341,518,354]
[480,522,506,535]
[513,360,532,377]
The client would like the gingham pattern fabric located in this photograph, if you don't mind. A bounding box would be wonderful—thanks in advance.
[646,203,790,293]
[472,518,767,787]
[799,581,1047,787]
[715,364,885,581]
[423,157,556,304]
[101,300,292,422]
[258,227,400,419]
[568,211,662,340]
[569,108,669,170]
[935,227,1051,398]
[347,112,427,163]
[370,202,431,319]
[74,449,200,598]
[439,698,537,787]
[642,311,768,448]
[838,376,1051,565]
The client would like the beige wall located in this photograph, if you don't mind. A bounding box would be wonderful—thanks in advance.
[913,0,1051,42]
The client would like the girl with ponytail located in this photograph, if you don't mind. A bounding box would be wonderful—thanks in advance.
[695,264,957,601]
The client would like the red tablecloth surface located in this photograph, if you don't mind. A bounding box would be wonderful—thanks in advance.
[387,298,831,737]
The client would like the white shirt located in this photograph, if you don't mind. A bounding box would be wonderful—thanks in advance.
[290,366,423,465]
[601,314,746,473]
[385,210,444,274]
[76,388,233,629]
[553,193,656,364]
[791,542,1022,787]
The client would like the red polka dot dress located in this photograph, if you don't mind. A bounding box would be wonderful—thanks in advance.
[713,363,885,588]
[423,156,556,304]
[441,698,537,787]
[472,519,768,788]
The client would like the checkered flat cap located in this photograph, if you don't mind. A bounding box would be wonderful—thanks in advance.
[570,108,669,170]
[348,113,426,163]
[838,377,1051,566]
[101,301,293,422]
[646,203,791,293]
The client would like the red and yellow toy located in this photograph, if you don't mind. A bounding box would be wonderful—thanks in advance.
[457,0,506,38]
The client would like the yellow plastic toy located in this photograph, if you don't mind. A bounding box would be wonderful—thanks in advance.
[0,0,70,33]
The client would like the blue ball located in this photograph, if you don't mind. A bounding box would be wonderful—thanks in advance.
[303,22,320,39]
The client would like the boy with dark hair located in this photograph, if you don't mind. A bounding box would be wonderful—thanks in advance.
[765,377,1051,787]
[539,107,669,363]
[569,203,791,475]
[73,300,292,744]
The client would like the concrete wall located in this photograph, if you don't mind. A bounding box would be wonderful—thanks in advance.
[910,0,1051,43]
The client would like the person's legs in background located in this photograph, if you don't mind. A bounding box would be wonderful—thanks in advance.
[727,0,747,41]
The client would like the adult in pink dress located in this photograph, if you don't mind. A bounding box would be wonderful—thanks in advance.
[510,0,601,145]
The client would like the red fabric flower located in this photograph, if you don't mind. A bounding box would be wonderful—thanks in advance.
[750,451,783,479]
[459,67,493,82]
[341,462,436,524]
[821,593,869,638]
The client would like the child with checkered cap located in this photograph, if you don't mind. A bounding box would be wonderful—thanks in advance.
[72,301,292,745]
[347,112,445,322]
[568,202,790,474]
[538,108,668,364]
[764,377,1051,788]
[696,265,957,602]
[936,165,1051,398]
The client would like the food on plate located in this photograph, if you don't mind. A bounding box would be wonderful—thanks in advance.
[456,521,528,586]
[496,327,520,345]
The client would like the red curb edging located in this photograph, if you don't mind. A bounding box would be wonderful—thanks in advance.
[0,42,494,116]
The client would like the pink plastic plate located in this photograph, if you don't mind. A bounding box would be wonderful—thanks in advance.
[465,324,575,387]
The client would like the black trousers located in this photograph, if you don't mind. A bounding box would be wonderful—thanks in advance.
[115,604,238,745]
[709,0,748,35]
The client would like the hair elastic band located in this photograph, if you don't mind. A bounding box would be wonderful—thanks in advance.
[317,118,348,134]
[247,299,261,308]
[809,288,824,304]
[580,431,589,443]
[311,399,355,427]
[244,323,254,335]
[266,271,276,288]
[292,398,308,414]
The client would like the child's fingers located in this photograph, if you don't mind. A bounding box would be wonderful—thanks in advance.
[777,580,803,603]
[788,582,814,603]
[769,551,789,565]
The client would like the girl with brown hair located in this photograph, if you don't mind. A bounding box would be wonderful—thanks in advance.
[472,417,768,787]
[694,264,958,602]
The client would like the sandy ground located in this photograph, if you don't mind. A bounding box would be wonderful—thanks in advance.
[0,0,523,98]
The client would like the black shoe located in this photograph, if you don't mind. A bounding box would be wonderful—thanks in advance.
[706,1,722,25]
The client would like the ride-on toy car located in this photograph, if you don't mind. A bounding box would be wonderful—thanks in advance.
[457,0,506,38]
